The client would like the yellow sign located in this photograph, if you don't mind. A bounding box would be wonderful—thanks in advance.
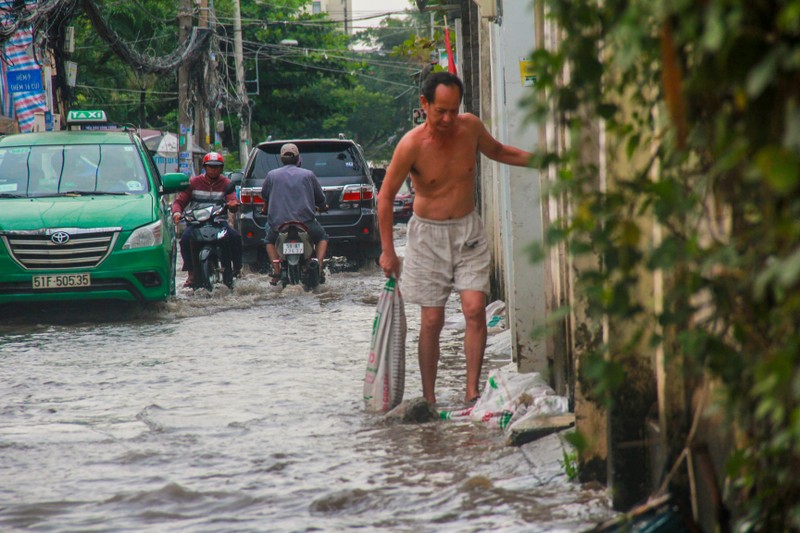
[519,58,536,87]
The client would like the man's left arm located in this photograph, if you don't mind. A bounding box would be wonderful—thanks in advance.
[223,179,239,211]
[311,174,327,211]
[473,116,533,167]
[260,176,271,214]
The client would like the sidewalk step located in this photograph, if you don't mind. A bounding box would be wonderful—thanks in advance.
[506,413,575,446]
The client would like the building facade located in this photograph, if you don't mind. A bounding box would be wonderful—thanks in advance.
[309,0,353,34]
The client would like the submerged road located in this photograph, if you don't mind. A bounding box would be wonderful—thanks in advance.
[0,226,614,531]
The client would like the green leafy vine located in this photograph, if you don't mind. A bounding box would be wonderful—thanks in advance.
[530,0,800,528]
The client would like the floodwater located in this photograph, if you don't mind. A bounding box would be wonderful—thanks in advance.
[0,226,614,532]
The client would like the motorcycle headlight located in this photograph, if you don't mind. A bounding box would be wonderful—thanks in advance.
[123,220,163,249]
[194,206,213,222]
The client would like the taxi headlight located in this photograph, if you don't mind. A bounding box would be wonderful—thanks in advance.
[123,220,163,249]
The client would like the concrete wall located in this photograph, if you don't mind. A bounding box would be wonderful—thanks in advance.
[487,2,547,375]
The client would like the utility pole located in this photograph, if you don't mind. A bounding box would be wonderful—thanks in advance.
[178,0,193,175]
[209,0,222,154]
[233,0,250,169]
[195,0,209,152]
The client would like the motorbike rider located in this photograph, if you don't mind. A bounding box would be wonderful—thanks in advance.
[260,143,328,285]
[171,152,243,288]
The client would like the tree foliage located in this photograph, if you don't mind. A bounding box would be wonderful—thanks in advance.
[68,0,179,127]
[531,0,800,528]
[68,0,416,164]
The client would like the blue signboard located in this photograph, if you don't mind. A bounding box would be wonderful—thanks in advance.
[7,69,43,93]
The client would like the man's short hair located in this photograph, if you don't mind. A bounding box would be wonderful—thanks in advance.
[421,71,464,104]
[280,154,299,165]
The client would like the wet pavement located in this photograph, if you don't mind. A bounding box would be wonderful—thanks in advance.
[0,225,614,531]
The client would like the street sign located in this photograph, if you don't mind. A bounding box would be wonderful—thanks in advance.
[65,61,77,87]
[7,69,42,93]
[66,110,107,123]
[519,58,536,87]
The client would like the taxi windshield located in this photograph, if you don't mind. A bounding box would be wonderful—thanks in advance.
[0,144,149,197]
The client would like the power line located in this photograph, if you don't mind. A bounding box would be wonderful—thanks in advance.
[74,84,177,96]
[81,0,211,74]
[271,55,415,90]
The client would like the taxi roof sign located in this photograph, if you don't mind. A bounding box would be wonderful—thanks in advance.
[66,110,107,123]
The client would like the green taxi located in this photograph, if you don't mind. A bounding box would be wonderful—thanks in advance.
[0,111,189,304]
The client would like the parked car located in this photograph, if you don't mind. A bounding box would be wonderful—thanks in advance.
[0,110,187,305]
[236,138,382,270]
[392,176,415,221]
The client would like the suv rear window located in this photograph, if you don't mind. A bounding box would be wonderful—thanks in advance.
[244,142,366,187]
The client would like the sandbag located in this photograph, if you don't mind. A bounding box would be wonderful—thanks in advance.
[440,364,568,430]
[363,276,406,412]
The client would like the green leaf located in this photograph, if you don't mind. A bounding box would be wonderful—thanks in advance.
[746,47,781,98]
[755,146,800,195]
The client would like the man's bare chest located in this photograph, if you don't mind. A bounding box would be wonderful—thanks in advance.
[414,139,476,178]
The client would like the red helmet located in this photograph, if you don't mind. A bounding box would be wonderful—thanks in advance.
[203,152,224,166]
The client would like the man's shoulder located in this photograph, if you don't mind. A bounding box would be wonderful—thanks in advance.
[299,167,316,178]
[265,167,284,180]
[269,165,297,176]
[398,125,426,149]
[457,112,482,129]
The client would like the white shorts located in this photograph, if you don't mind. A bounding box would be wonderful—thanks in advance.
[401,211,490,307]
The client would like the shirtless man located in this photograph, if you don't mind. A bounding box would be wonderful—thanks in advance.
[378,72,533,406]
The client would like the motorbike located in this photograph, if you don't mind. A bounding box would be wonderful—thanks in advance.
[182,185,237,292]
[274,221,322,291]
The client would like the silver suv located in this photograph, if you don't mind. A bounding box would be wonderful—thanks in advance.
[236,138,381,271]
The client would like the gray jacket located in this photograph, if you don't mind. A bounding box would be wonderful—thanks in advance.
[261,164,326,228]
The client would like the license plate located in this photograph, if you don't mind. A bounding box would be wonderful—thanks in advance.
[283,242,304,254]
[32,273,91,289]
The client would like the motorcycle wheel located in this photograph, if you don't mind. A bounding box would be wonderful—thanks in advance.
[288,263,301,285]
[199,253,216,292]
[303,265,319,291]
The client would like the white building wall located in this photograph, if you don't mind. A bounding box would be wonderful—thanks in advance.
[488,2,548,374]
[310,0,353,34]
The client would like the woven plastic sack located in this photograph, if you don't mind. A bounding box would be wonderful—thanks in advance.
[440,364,567,430]
[363,277,406,412]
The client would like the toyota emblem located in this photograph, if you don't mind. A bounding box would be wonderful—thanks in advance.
[51,231,71,245]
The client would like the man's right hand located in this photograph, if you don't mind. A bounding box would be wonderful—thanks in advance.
[379,251,401,279]
[172,213,181,224]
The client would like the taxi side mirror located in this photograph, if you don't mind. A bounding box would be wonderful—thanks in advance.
[161,172,190,194]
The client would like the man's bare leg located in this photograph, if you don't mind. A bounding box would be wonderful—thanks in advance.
[315,239,328,275]
[419,306,445,405]
[461,290,487,402]
[266,243,280,276]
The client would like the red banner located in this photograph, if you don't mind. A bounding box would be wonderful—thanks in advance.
[444,27,457,75]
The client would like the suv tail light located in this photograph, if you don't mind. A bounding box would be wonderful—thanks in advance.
[241,189,263,204]
[341,184,374,203]
[361,185,374,201]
